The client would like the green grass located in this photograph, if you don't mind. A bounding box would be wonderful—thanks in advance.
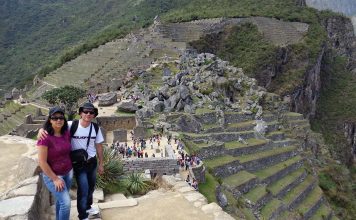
[194,108,215,115]
[310,203,331,220]
[198,172,218,203]
[224,138,268,149]
[236,145,296,163]
[223,171,256,187]
[260,198,282,219]
[244,185,267,204]
[267,168,305,196]
[282,175,314,205]
[253,155,302,180]
[204,155,236,168]
[226,120,255,128]
[296,186,323,215]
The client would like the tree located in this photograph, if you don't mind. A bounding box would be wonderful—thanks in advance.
[42,85,85,119]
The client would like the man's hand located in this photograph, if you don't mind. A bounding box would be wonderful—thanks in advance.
[37,128,48,140]
[98,164,104,175]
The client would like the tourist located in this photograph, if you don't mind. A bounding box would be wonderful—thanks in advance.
[192,178,198,190]
[37,107,72,220]
[38,103,104,220]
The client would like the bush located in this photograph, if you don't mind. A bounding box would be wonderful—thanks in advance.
[96,147,124,189]
[123,172,149,195]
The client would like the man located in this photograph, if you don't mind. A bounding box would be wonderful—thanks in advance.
[39,103,104,220]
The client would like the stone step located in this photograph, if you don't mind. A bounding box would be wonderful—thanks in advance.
[225,138,271,156]
[244,185,272,210]
[183,130,256,143]
[284,112,304,121]
[185,140,225,160]
[271,139,298,148]
[261,113,278,123]
[282,175,316,210]
[287,119,310,128]
[236,145,297,172]
[266,131,285,141]
[309,202,333,220]
[206,146,297,177]
[224,112,255,124]
[267,167,307,198]
[266,121,281,133]
[260,198,285,220]
[225,120,256,132]
[222,171,258,194]
[253,155,303,185]
[295,186,324,219]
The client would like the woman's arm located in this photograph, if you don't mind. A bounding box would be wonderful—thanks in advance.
[37,146,65,191]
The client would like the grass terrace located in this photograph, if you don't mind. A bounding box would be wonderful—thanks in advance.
[296,186,323,215]
[310,203,332,220]
[224,138,269,149]
[267,167,305,196]
[244,185,268,204]
[253,155,302,180]
[223,171,256,187]
[282,175,315,206]
[235,145,296,163]
[204,155,236,168]
[260,198,282,219]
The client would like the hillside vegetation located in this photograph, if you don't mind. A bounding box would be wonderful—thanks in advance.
[0,0,189,94]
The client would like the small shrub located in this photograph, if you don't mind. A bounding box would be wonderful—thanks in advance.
[96,147,124,189]
[124,172,148,195]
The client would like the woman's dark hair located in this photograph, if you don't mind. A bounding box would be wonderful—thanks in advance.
[43,113,68,136]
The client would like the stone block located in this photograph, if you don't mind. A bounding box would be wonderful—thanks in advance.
[133,126,148,139]
[105,193,127,202]
[98,198,138,210]
[0,196,35,219]
[113,129,127,142]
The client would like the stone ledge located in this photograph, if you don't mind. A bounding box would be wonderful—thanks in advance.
[98,198,138,210]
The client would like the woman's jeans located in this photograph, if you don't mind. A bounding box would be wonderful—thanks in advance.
[74,158,97,220]
[42,169,73,220]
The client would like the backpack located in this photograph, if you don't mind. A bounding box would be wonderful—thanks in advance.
[70,120,99,138]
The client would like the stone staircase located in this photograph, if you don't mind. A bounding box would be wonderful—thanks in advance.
[179,108,337,220]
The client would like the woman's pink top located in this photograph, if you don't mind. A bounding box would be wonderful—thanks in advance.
[37,130,72,175]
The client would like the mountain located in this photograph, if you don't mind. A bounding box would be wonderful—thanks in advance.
[306,0,356,34]
[306,0,356,16]
[0,0,187,95]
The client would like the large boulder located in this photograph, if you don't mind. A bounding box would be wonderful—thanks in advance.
[117,100,138,113]
[147,98,164,112]
[98,92,117,106]
[176,115,202,133]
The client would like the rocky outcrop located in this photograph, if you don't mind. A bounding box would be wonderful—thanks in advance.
[343,121,356,163]
[291,45,325,118]
[98,92,117,106]
[322,15,356,70]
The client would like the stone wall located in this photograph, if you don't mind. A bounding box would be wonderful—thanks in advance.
[96,116,136,131]
[190,163,206,183]
[122,157,179,176]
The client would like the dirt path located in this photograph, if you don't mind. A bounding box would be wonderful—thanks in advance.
[101,189,215,220]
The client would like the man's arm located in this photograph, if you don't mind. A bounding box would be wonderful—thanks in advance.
[95,143,104,175]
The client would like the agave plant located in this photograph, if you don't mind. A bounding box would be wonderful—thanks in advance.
[124,172,148,195]
[96,147,124,189]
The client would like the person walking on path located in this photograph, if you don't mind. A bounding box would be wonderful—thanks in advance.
[37,107,73,220]
[39,103,104,220]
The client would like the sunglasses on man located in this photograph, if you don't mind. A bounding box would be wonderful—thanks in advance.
[82,110,95,115]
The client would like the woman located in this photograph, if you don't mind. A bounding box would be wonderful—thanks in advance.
[37,107,72,220]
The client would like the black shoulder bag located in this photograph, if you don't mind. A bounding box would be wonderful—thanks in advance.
[70,123,93,168]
